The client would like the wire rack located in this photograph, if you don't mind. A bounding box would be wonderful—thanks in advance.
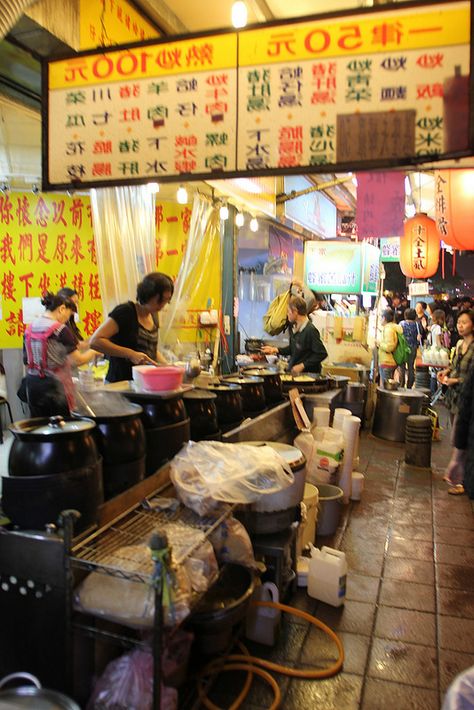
[70,499,234,583]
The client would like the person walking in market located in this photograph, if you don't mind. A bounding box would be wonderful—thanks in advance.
[398,308,419,389]
[262,296,328,374]
[376,309,402,388]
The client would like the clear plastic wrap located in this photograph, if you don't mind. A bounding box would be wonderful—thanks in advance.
[86,648,177,710]
[170,441,293,516]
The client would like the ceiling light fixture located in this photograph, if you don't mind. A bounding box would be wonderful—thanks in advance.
[250,216,259,232]
[219,202,229,220]
[235,211,245,228]
[176,185,188,204]
[231,1,248,28]
[146,182,160,194]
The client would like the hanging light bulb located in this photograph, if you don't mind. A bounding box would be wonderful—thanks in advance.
[146,182,160,194]
[235,211,245,228]
[231,1,247,28]
[250,216,259,232]
[219,202,229,220]
[176,185,188,204]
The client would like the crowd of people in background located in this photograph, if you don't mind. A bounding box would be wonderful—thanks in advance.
[380,292,474,500]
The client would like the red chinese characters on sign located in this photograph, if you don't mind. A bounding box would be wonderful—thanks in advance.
[34,198,51,227]
[89,274,101,300]
[5,310,25,337]
[0,233,16,265]
[0,194,14,224]
[83,310,102,336]
[72,273,86,300]
[2,271,16,302]
[19,272,34,297]
[71,234,85,264]
[16,196,32,227]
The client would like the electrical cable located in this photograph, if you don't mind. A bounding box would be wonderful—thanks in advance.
[196,600,345,709]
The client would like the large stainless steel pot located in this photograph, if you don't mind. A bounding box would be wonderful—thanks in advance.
[8,416,98,477]
[372,387,428,442]
[0,673,80,709]
[235,442,306,534]
[344,382,367,402]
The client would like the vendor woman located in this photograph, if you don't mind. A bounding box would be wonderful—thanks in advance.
[90,272,174,383]
[262,296,328,374]
[24,292,96,417]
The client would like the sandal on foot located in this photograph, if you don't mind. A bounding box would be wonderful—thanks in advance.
[448,484,465,496]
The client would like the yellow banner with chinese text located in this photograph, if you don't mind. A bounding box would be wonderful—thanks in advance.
[238,3,469,66]
[155,201,221,344]
[79,0,159,51]
[50,33,238,89]
[0,192,103,349]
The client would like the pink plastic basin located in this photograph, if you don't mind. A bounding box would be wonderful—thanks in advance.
[134,366,184,392]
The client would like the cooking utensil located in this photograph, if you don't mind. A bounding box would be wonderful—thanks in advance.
[8,416,98,478]
[0,673,80,709]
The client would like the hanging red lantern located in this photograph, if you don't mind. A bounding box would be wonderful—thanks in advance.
[435,169,474,249]
[400,213,440,278]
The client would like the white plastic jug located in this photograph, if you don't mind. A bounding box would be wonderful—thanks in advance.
[245,582,281,646]
[307,545,347,607]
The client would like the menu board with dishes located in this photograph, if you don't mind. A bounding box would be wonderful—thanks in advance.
[44,0,471,189]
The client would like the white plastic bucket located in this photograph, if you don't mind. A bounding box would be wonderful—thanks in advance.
[350,472,365,501]
[297,483,319,555]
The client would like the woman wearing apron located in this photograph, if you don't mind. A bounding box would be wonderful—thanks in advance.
[24,292,96,417]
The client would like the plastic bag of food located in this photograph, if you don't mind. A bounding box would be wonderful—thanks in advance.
[74,543,191,629]
[209,516,256,568]
[170,441,293,516]
[86,648,177,710]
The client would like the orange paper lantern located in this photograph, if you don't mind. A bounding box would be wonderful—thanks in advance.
[400,213,440,279]
[435,170,474,249]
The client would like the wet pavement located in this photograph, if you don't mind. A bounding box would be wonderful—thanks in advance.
[206,423,474,710]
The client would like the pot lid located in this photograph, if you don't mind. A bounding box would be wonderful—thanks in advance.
[225,376,264,385]
[72,391,143,418]
[10,416,95,436]
[0,688,80,709]
[183,389,217,400]
[245,441,305,467]
[244,368,279,377]
[209,380,242,392]
[377,387,427,398]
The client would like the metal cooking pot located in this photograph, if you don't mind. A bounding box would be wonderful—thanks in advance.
[222,375,266,413]
[122,390,187,427]
[73,391,145,464]
[182,389,219,438]
[344,382,367,402]
[242,368,282,404]
[8,416,98,478]
[0,672,80,709]
[328,375,350,390]
[206,383,243,425]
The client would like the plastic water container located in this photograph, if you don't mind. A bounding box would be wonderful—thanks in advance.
[333,408,352,431]
[245,582,281,646]
[307,545,347,607]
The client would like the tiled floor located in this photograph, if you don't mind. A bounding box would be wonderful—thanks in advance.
[1,414,473,709]
[206,424,474,710]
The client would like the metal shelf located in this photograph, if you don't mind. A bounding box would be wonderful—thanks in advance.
[70,498,234,583]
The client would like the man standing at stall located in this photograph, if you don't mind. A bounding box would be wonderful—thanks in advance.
[262,296,328,374]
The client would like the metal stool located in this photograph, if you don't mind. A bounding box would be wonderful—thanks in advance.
[0,396,14,445]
